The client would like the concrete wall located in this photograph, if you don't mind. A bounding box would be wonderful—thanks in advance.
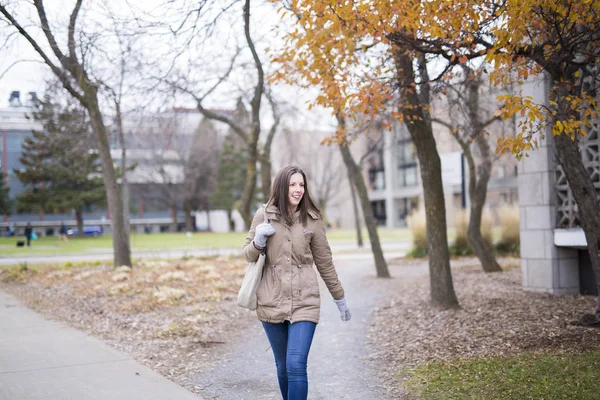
[517,77,579,295]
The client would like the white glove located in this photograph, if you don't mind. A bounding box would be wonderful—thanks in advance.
[333,297,352,321]
[253,223,276,248]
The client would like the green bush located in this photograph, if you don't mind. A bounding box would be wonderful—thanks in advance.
[496,206,520,255]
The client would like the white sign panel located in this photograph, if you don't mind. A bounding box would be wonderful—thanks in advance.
[440,151,463,187]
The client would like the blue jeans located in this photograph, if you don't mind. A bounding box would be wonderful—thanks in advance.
[262,321,317,400]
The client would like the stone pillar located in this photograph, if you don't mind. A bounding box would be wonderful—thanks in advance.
[518,77,579,295]
[384,129,396,228]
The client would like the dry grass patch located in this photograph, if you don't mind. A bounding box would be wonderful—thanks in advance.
[0,256,255,395]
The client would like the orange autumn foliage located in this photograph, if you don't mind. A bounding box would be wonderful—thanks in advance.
[270,0,599,156]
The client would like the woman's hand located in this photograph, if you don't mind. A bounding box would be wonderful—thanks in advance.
[333,297,352,321]
[253,223,276,248]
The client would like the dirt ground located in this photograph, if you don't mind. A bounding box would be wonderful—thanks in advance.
[368,257,600,398]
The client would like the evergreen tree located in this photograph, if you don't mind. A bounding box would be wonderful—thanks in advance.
[0,167,10,215]
[211,134,248,231]
[15,94,105,235]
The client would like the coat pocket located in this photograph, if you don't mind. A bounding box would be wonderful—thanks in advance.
[299,265,320,307]
[257,265,281,307]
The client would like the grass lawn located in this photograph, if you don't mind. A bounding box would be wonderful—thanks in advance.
[403,350,600,400]
[0,232,247,256]
[0,227,413,257]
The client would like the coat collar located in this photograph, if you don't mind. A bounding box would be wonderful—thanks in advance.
[264,204,320,221]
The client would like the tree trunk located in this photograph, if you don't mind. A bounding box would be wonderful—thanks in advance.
[87,95,131,267]
[410,126,459,308]
[260,154,272,202]
[227,209,234,232]
[75,207,84,237]
[184,203,194,233]
[550,78,600,316]
[116,100,131,246]
[121,180,130,240]
[553,128,600,317]
[339,137,390,278]
[170,204,178,232]
[395,50,458,308]
[464,135,502,272]
[462,80,502,273]
[348,165,364,247]
[239,146,258,230]
[206,203,212,232]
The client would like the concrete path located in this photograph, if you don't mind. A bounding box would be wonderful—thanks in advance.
[184,258,416,400]
[0,290,203,400]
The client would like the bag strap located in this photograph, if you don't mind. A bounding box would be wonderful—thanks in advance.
[260,203,269,255]
[263,203,269,224]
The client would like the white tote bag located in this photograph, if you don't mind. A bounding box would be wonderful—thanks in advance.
[237,205,268,310]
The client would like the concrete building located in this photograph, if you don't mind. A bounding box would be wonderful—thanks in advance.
[365,120,519,228]
[0,91,43,212]
[0,92,229,234]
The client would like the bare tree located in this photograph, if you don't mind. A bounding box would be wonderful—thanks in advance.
[337,115,391,278]
[184,118,219,231]
[127,110,217,232]
[167,0,280,229]
[433,66,505,273]
[0,0,131,266]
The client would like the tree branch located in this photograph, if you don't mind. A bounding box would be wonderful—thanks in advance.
[33,0,67,63]
[263,87,280,155]
[68,0,84,62]
[432,117,454,132]
[169,81,249,143]
[0,4,85,103]
[244,0,264,133]
[199,46,241,102]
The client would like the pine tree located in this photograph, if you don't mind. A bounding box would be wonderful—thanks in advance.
[211,134,248,231]
[0,167,10,215]
[15,94,105,235]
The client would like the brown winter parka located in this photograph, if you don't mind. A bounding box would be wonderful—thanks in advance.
[242,204,345,324]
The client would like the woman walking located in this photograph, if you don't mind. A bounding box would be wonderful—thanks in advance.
[242,165,352,400]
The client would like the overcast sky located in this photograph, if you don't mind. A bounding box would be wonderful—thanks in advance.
[0,0,338,133]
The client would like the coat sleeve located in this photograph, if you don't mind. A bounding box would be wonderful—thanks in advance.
[310,220,345,300]
[242,208,265,262]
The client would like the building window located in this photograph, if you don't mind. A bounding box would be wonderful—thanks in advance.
[497,165,505,178]
[368,144,385,191]
[371,200,386,226]
[397,138,418,187]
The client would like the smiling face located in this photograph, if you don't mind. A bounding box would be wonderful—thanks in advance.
[287,172,305,212]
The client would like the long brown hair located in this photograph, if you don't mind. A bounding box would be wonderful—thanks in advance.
[268,165,321,226]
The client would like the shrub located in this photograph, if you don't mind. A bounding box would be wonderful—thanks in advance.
[450,210,494,256]
[451,210,473,256]
[481,211,494,247]
[407,208,428,258]
[496,205,520,255]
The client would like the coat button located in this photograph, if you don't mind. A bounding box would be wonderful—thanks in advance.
[287,258,290,261]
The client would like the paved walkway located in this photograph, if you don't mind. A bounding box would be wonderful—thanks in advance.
[184,257,424,400]
[0,291,203,400]
[0,242,411,266]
